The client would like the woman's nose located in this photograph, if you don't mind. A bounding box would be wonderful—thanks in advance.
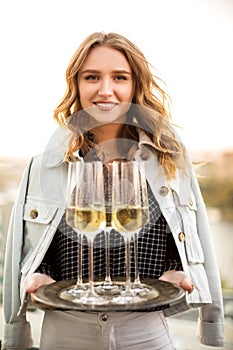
[98,78,113,97]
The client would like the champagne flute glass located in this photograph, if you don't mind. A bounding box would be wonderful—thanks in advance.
[76,161,107,304]
[131,164,151,294]
[95,163,121,295]
[60,161,87,300]
[111,161,149,303]
[62,161,106,304]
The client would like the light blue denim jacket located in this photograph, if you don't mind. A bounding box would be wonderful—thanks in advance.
[2,128,224,349]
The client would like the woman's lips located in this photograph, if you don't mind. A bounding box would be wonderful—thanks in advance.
[94,102,118,111]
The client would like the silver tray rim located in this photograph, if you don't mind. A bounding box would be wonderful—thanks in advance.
[34,278,185,312]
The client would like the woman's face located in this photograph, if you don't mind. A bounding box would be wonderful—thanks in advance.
[78,46,134,125]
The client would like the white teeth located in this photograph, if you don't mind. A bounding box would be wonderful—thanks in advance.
[96,103,115,108]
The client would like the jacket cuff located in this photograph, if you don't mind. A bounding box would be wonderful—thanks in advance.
[2,322,33,349]
[196,317,225,347]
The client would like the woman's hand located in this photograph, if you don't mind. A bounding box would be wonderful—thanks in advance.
[159,270,194,293]
[26,272,56,302]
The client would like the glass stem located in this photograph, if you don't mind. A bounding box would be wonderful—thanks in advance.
[88,237,95,296]
[76,233,83,287]
[133,231,140,285]
[124,236,131,293]
[104,230,112,284]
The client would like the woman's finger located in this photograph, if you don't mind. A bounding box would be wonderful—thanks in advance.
[26,273,55,293]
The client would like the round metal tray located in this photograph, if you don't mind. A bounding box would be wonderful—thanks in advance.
[34,278,185,311]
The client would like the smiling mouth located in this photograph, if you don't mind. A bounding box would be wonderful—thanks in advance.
[94,102,118,111]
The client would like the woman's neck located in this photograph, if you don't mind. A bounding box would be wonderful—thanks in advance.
[93,123,124,143]
[90,122,137,162]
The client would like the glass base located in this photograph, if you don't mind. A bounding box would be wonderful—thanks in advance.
[131,283,156,298]
[112,291,142,304]
[60,284,87,301]
[95,282,122,296]
[76,290,106,305]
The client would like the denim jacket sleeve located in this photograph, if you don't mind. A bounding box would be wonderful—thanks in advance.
[2,148,68,349]
[190,168,225,347]
[166,163,224,347]
[135,146,225,347]
[2,158,34,350]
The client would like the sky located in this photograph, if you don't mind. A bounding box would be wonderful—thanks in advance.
[0,0,233,158]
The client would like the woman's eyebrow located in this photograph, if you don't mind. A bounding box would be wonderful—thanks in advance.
[80,69,99,74]
[80,69,131,75]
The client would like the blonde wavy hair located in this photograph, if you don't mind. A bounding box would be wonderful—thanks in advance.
[54,32,187,179]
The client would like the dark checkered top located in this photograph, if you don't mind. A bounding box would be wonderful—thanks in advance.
[36,184,182,282]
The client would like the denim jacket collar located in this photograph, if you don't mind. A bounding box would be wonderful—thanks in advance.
[44,126,160,168]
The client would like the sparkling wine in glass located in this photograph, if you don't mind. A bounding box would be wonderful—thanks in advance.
[61,161,87,299]
[95,163,122,296]
[62,161,107,304]
[111,161,150,303]
[76,161,107,304]
[131,164,151,294]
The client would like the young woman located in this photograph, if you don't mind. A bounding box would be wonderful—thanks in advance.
[2,32,224,349]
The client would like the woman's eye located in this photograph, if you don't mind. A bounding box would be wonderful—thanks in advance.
[85,75,98,80]
[114,75,127,81]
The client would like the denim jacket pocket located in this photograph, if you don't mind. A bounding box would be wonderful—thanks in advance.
[23,196,59,224]
[21,197,59,273]
[175,192,205,264]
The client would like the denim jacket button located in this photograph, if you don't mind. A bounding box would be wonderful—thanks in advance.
[178,231,186,242]
[30,209,38,219]
[159,186,169,196]
[101,313,108,321]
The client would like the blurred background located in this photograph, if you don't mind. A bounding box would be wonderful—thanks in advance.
[0,0,233,348]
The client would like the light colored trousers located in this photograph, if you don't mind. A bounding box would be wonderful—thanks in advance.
[40,309,175,350]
